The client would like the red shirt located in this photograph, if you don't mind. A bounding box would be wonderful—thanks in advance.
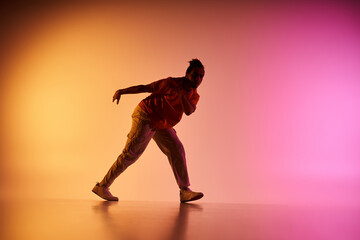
[139,77,200,129]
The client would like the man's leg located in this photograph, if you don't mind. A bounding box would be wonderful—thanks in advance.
[93,106,154,200]
[153,128,203,202]
[152,128,190,189]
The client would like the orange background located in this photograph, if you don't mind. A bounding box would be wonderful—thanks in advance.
[1,1,360,204]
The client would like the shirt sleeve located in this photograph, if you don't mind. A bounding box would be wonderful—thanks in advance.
[149,78,171,94]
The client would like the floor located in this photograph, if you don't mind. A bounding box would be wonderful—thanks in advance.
[1,199,359,240]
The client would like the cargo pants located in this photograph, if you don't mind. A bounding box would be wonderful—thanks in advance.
[100,105,190,189]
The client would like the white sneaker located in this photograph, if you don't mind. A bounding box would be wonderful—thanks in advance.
[92,183,119,201]
[180,188,204,203]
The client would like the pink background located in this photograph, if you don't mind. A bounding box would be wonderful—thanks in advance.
[0,1,359,204]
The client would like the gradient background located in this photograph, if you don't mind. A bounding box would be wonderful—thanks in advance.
[0,0,359,205]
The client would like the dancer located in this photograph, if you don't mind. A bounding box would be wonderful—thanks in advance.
[92,59,205,203]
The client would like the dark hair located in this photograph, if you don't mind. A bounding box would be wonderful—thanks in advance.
[186,59,204,76]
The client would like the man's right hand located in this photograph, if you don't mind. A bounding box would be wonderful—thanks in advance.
[113,90,122,104]
[112,84,152,104]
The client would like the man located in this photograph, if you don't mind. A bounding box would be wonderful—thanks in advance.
[92,59,205,203]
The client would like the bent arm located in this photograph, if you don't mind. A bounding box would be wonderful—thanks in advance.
[181,92,196,116]
[113,84,153,104]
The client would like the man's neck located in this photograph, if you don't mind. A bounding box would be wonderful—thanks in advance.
[183,77,197,90]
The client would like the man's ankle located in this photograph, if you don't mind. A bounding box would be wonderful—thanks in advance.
[98,181,108,188]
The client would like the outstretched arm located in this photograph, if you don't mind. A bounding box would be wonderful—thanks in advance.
[113,84,153,104]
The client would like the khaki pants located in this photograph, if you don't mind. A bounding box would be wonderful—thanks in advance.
[100,105,190,189]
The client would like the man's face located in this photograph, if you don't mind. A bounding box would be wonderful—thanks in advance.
[186,67,205,88]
